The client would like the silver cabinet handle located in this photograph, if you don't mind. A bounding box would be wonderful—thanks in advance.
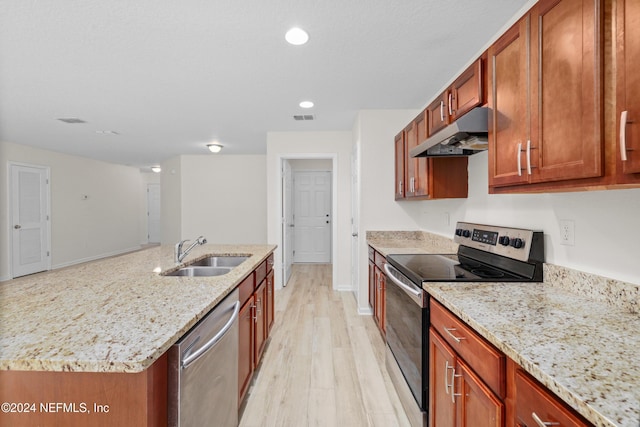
[440,100,445,122]
[450,367,462,403]
[399,180,403,195]
[621,110,629,161]
[517,142,523,176]
[181,301,240,369]
[443,327,466,344]
[526,140,532,175]
[448,92,453,116]
[531,412,560,427]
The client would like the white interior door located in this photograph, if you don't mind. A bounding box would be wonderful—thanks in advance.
[147,184,161,243]
[293,171,331,263]
[282,161,294,285]
[10,164,50,278]
[351,143,360,294]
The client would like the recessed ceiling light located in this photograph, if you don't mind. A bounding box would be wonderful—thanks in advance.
[285,27,309,45]
[207,143,223,153]
[151,166,161,173]
[299,101,314,108]
[57,118,86,124]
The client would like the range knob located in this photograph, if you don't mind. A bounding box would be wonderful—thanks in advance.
[498,236,510,246]
[462,229,471,238]
[510,238,524,249]
[455,228,463,236]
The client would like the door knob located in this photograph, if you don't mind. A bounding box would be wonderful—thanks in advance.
[14,224,21,229]
[352,233,358,237]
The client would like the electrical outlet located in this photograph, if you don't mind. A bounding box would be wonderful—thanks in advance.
[559,220,575,246]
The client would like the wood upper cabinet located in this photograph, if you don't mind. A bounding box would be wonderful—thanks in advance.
[394,131,405,199]
[489,0,604,191]
[428,58,484,138]
[617,0,640,179]
[405,111,430,198]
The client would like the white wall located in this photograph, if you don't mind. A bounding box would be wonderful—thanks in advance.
[160,156,182,245]
[266,131,352,291]
[177,155,267,244]
[140,171,161,244]
[290,159,333,171]
[0,141,144,280]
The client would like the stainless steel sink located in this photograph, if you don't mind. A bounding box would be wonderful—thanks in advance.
[189,255,249,267]
[163,266,233,277]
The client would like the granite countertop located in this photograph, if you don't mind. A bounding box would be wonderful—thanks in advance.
[0,244,276,373]
[367,231,639,427]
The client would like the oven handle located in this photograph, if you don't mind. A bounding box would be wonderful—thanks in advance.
[383,263,425,305]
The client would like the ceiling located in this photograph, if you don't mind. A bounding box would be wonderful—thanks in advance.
[0,0,529,170]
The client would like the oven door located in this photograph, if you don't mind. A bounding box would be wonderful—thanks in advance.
[383,263,429,410]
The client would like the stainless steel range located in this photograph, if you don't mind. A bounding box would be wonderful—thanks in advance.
[383,222,544,427]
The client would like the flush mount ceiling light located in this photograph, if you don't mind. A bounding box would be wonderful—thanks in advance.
[299,101,314,108]
[151,166,161,173]
[207,143,223,153]
[285,27,309,45]
[57,117,86,124]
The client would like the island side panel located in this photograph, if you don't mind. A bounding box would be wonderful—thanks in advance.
[0,353,167,427]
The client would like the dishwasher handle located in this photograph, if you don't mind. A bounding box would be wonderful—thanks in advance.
[181,301,240,369]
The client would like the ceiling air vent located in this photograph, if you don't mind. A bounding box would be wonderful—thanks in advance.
[57,118,86,124]
[293,114,315,121]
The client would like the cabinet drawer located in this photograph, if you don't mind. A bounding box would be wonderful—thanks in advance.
[515,369,590,427]
[255,260,268,285]
[374,251,386,270]
[238,272,255,307]
[430,300,505,398]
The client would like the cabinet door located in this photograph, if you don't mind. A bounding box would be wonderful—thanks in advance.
[238,298,254,404]
[404,121,418,197]
[429,328,457,427]
[427,92,450,137]
[457,360,504,427]
[374,267,383,329]
[266,269,274,336]
[379,271,386,333]
[530,0,603,183]
[254,280,267,364]
[413,111,430,198]
[488,16,531,187]
[394,131,406,199]
[617,0,640,176]
[451,59,483,121]
[368,258,376,310]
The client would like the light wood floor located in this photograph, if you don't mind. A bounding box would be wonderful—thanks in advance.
[239,264,411,427]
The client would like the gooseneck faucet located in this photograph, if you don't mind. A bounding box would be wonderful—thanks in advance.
[175,236,207,263]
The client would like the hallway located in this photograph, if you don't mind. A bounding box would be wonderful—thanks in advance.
[240,264,411,426]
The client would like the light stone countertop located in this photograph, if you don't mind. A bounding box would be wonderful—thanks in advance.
[0,244,276,373]
[367,231,639,427]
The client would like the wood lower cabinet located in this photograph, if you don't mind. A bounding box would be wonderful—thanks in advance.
[508,359,591,427]
[429,299,504,427]
[238,293,255,404]
[0,354,168,427]
[368,246,386,335]
[266,268,274,334]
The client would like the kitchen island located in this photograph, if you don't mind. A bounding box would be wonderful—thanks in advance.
[0,243,276,426]
[368,232,639,427]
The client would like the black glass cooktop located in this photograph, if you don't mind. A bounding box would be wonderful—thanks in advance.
[386,253,527,284]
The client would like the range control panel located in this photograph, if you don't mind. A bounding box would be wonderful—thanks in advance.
[454,222,543,262]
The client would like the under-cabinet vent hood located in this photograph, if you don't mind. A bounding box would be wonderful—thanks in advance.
[409,107,488,157]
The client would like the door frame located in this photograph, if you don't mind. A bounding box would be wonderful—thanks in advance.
[277,153,338,290]
[8,161,52,278]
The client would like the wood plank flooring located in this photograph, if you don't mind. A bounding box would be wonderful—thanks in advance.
[240,264,411,427]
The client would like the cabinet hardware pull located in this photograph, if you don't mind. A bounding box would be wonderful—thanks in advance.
[444,360,452,395]
[399,180,403,194]
[621,110,629,161]
[526,140,532,175]
[251,303,257,323]
[451,368,462,403]
[440,100,445,122]
[448,92,453,116]
[531,412,560,427]
[517,142,523,176]
[443,327,466,343]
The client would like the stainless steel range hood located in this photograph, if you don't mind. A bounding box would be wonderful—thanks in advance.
[409,107,488,157]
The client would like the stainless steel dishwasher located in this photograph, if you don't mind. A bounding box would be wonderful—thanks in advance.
[168,288,240,427]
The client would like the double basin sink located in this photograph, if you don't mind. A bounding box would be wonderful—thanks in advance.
[163,255,249,277]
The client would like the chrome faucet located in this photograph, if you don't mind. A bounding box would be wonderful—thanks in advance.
[175,236,207,263]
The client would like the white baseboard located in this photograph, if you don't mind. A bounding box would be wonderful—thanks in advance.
[0,274,11,282]
[52,246,142,270]
[358,306,373,315]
